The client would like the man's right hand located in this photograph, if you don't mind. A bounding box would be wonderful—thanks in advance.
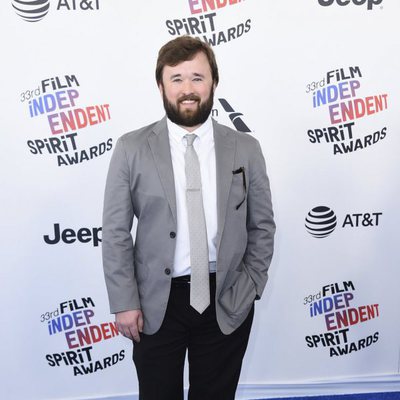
[115,309,144,342]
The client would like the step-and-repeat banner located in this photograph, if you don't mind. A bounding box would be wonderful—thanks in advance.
[1,1,399,399]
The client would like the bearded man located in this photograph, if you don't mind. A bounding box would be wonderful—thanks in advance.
[102,35,275,400]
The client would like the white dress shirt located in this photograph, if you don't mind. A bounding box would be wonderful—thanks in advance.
[167,116,217,277]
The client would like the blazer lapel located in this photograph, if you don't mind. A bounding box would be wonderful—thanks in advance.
[213,119,236,251]
[147,117,235,243]
[148,117,177,224]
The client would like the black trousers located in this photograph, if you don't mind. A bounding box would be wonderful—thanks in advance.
[133,274,254,400]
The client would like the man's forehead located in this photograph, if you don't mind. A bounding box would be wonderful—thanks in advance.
[163,54,211,75]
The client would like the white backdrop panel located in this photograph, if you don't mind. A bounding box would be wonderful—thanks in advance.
[1,1,399,399]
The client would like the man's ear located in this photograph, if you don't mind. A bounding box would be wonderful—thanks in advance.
[158,82,164,96]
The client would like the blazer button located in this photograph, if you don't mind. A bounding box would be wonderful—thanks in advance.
[169,231,176,239]
[164,268,171,275]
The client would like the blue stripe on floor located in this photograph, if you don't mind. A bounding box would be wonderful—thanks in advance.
[258,392,400,400]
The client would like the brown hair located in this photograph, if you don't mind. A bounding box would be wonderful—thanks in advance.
[156,36,219,86]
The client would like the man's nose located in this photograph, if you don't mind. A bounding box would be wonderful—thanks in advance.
[181,79,194,95]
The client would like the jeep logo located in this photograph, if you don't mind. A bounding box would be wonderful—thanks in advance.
[318,0,383,10]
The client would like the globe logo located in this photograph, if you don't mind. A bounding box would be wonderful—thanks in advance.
[305,206,337,238]
[12,0,50,22]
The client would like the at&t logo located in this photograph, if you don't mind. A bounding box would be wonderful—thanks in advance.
[305,206,382,238]
[12,0,50,22]
[12,0,100,22]
[305,206,337,238]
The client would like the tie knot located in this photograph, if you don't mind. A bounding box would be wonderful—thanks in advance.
[185,134,197,147]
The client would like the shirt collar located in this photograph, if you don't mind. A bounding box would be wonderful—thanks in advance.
[167,115,213,145]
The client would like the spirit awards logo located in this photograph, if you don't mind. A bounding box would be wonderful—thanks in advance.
[12,0,100,22]
[306,66,388,155]
[304,281,380,357]
[21,74,113,166]
[305,206,382,238]
[166,0,251,46]
[42,297,124,376]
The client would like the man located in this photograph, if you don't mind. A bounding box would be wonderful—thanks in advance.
[102,35,275,400]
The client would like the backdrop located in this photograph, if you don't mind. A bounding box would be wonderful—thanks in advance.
[1,1,399,399]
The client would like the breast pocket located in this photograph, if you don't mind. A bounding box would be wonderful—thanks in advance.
[230,167,247,211]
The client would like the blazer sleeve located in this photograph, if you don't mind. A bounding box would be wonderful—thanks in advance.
[244,138,276,300]
[102,136,141,313]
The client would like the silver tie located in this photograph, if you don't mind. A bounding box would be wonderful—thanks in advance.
[184,134,210,314]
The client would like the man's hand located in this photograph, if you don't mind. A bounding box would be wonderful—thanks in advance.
[116,310,144,342]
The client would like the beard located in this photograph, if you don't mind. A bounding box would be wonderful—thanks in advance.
[162,87,214,128]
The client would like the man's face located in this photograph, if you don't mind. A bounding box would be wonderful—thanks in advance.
[159,51,216,131]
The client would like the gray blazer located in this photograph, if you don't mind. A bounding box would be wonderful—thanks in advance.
[102,117,275,335]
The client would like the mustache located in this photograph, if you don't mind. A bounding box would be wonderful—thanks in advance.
[178,94,201,103]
